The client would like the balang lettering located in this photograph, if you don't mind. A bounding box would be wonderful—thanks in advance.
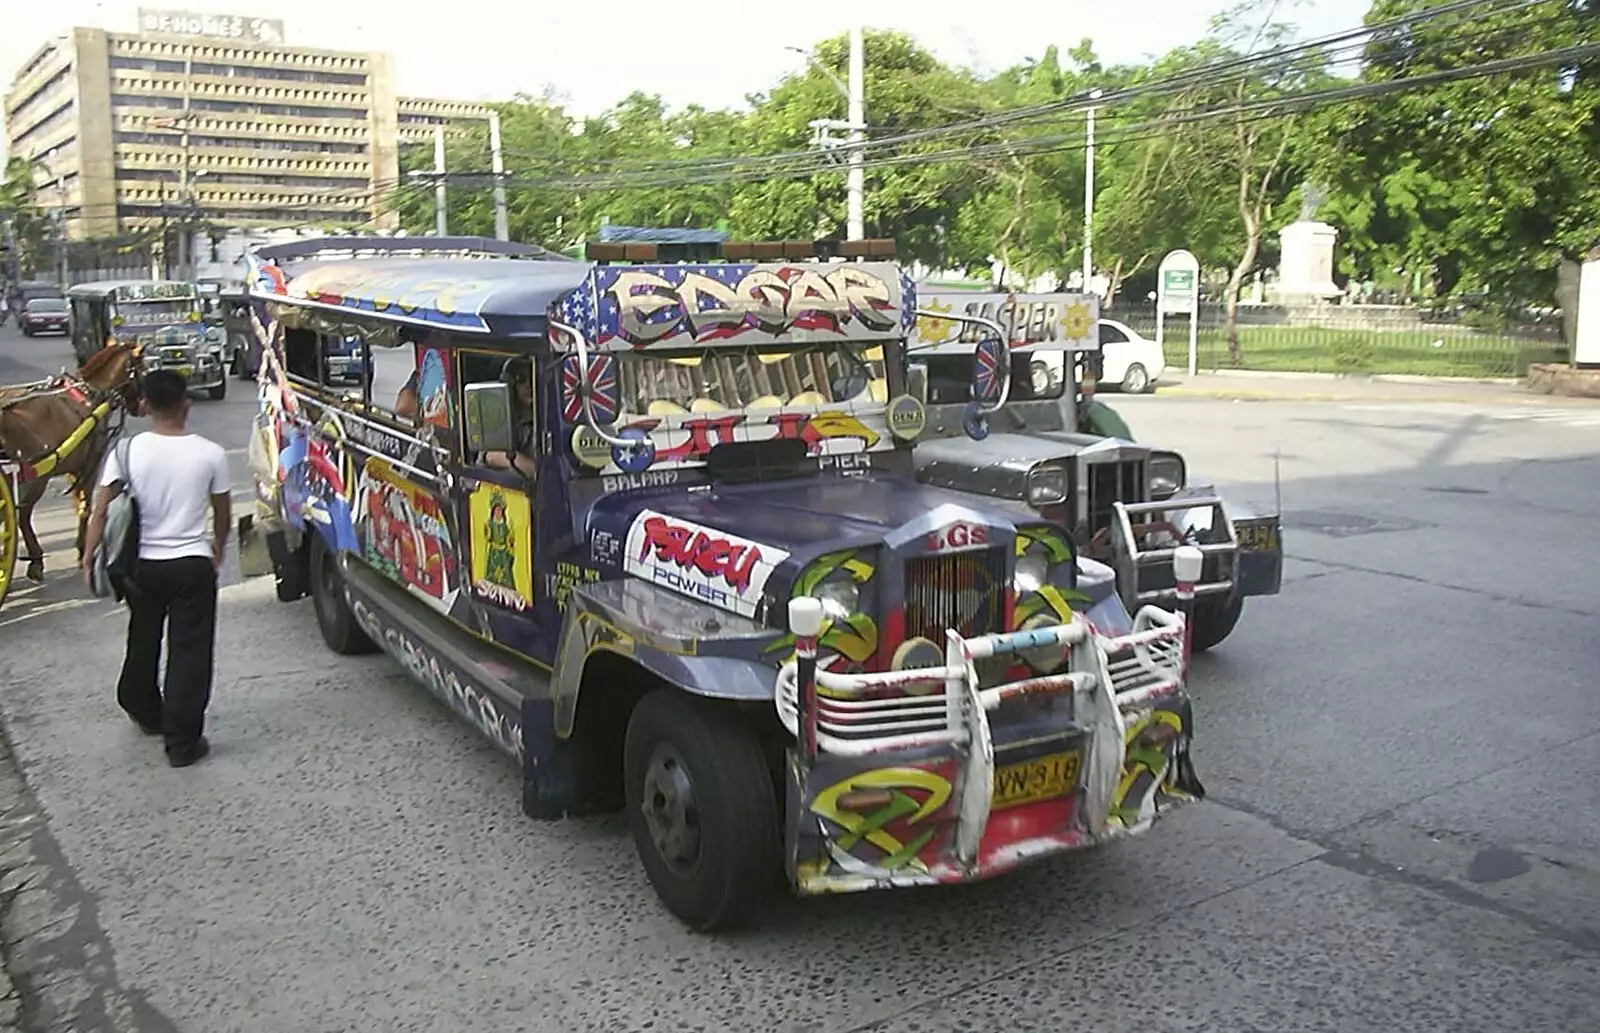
[606,266,896,346]
[637,516,762,592]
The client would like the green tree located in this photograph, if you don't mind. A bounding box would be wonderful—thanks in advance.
[1300,0,1600,310]
[0,157,52,279]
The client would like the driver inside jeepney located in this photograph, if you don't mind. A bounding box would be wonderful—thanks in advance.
[614,341,886,417]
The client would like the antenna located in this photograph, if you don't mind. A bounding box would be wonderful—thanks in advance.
[1274,445,1283,515]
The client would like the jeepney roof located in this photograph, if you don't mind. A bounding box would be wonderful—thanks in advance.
[255,252,917,349]
[66,279,198,299]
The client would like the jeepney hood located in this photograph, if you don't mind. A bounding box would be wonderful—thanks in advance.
[586,472,1038,619]
[915,432,1148,501]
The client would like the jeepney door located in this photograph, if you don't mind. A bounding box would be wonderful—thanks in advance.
[452,347,540,622]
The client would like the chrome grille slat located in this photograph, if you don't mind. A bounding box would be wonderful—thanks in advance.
[903,545,1008,644]
[1087,460,1144,538]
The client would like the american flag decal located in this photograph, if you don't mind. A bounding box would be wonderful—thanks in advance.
[899,270,917,331]
[561,354,619,425]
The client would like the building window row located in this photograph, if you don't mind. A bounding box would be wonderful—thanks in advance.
[6,65,74,122]
[108,55,368,86]
[110,74,370,107]
[115,115,367,141]
[117,167,370,188]
[109,38,368,72]
[113,131,369,156]
[119,204,370,225]
[118,185,370,207]
[9,100,76,150]
[110,93,369,121]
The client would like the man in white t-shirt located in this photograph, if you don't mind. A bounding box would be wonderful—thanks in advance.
[82,370,231,768]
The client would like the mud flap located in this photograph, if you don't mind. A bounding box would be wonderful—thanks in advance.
[237,514,273,578]
[265,528,308,602]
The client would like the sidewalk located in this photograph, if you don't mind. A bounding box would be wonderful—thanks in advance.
[1146,369,1600,406]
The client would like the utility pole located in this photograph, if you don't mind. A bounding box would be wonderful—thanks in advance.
[433,123,448,236]
[489,111,509,241]
[846,26,864,241]
[1082,88,1103,294]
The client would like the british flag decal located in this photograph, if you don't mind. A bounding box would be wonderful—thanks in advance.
[561,353,620,425]
[974,335,1005,402]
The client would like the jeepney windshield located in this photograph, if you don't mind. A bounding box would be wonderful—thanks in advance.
[615,340,890,415]
[111,296,203,333]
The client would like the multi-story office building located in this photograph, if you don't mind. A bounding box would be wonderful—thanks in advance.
[4,11,492,240]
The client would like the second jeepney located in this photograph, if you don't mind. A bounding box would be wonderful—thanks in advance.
[240,236,1206,931]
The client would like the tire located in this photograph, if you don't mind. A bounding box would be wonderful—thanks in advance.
[623,689,782,932]
[1122,363,1151,394]
[1191,594,1244,652]
[207,379,227,401]
[310,535,376,655]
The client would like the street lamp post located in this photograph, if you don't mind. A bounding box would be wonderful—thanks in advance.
[788,29,866,241]
[1083,88,1103,294]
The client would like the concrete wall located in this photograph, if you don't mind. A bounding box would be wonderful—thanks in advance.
[71,29,118,239]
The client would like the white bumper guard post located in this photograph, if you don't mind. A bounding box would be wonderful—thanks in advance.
[776,584,1192,876]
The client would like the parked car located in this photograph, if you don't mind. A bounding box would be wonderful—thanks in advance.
[19,297,70,336]
[1098,318,1166,393]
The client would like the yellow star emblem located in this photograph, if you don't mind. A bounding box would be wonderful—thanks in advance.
[1062,300,1093,341]
[915,298,956,346]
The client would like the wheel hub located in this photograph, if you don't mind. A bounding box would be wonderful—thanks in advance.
[640,745,701,878]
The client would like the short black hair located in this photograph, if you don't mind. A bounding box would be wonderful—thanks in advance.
[143,369,188,414]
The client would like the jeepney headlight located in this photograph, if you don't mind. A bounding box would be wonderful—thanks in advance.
[811,579,859,621]
[1148,452,1186,500]
[1014,553,1049,594]
[1026,464,1069,506]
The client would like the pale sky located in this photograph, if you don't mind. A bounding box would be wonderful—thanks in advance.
[5,0,1363,121]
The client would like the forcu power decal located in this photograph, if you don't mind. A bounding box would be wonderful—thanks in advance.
[623,510,790,618]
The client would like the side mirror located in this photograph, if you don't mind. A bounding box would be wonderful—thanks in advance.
[463,381,518,455]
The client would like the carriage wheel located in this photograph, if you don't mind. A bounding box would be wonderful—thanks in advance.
[0,467,17,612]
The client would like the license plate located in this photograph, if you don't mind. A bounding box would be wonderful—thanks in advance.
[991,750,1082,811]
[1236,521,1279,552]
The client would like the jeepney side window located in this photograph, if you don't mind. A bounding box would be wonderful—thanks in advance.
[456,347,535,465]
[283,327,320,384]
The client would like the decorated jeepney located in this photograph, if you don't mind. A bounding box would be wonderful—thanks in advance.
[909,289,1283,651]
[238,235,1206,931]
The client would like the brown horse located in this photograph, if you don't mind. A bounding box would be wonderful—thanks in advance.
[0,342,145,581]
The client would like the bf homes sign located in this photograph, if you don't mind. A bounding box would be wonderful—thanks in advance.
[136,9,286,44]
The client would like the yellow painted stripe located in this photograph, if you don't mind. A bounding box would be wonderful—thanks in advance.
[28,400,114,478]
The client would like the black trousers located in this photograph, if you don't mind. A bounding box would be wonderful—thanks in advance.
[116,556,218,757]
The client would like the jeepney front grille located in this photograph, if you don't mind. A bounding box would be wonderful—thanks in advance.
[903,546,1009,643]
[1086,460,1144,540]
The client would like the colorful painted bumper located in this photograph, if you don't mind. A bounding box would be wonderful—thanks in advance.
[774,606,1202,895]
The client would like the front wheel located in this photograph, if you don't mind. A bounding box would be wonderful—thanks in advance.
[310,536,376,655]
[624,690,781,932]
[1191,594,1244,652]
[207,379,227,401]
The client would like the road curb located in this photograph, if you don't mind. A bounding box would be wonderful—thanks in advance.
[1153,387,1556,405]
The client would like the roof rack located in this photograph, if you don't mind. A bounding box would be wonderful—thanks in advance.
[250,235,570,264]
[584,237,897,265]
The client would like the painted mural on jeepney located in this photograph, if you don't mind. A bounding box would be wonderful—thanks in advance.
[354,457,458,612]
[913,292,1098,352]
[551,262,914,350]
[565,408,899,478]
[468,483,533,612]
[265,264,500,332]
[622,509,789,619]
[795,762,960,887]
[276,420,358,553]
[417,344,454,431]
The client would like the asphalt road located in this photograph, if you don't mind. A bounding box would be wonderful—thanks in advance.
[2,324,1599,1033]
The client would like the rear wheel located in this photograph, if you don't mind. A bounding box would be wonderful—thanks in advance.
[310,536,376,655]
[623,690,781,931]
[1191,594,1244,652]
[1122,363,1151,394]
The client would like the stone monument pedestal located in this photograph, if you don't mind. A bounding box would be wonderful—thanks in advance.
[1270,220,1342,304]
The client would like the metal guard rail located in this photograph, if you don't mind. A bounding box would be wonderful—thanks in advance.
[1110,497,1238,605]
[774,605,1187,868]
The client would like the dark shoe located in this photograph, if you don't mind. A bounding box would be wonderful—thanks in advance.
[167,737,210,768]
[129,716,162,736]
